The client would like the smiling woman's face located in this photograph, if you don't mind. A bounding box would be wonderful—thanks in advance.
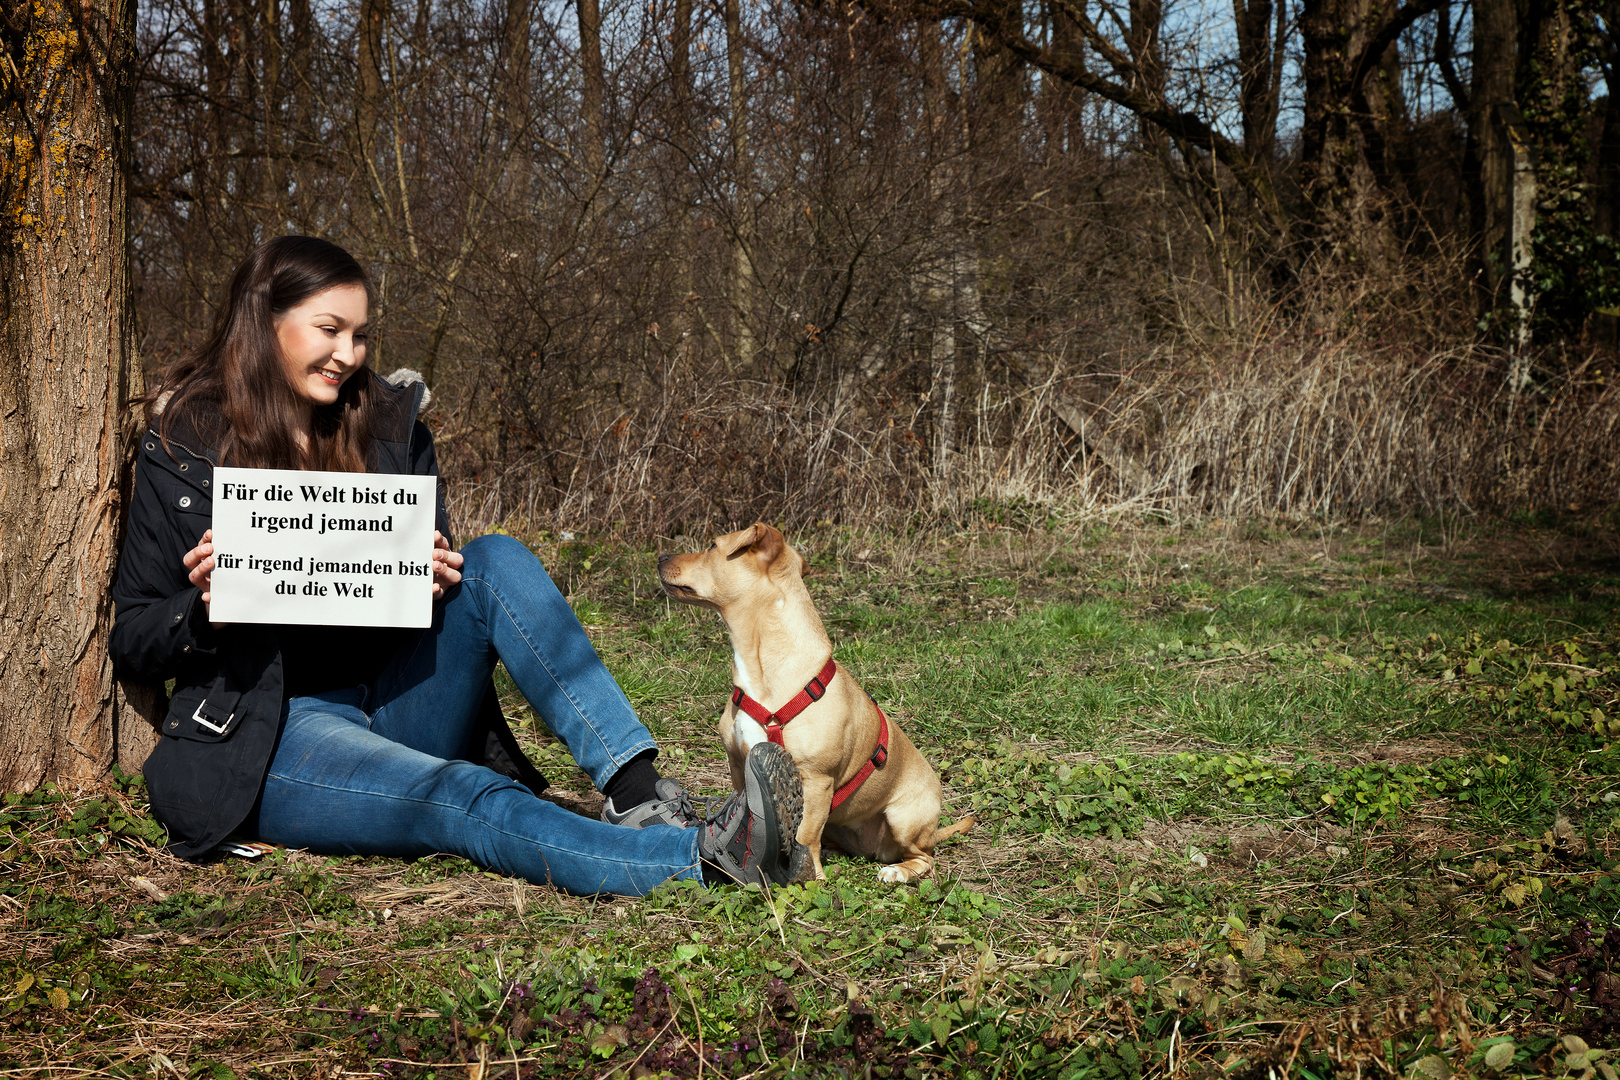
[275,284,370,406]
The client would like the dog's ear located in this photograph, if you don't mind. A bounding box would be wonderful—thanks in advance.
[726,523,791,573]
[751,523,786,571]
[723,523,766,559]
[796,549,811,578]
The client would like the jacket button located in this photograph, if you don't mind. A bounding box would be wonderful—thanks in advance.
[178,496,192,508]
[145,442,155,451]
[179,462,188,471]
[172,612,183,626]
[182,644,192,654]
[201,479,210,487]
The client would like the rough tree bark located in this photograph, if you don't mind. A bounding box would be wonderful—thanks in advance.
[723,0,756,369]
[1234,0,1283,166]
[288,0,314,227]
[1298,0,1445,257]
[920,22,963,484]
[1597,0,1620,243]
[1040,0,1085,154]
[1125,0,1166,158]
[1469,0,1516,302]
[578,0,607,179]
[355,0,388,226]
[669,0,699,343]
[260,0,286,216]
[0,0,144,790]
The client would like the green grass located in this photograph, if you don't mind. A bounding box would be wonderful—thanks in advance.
[3,517,1619,1077]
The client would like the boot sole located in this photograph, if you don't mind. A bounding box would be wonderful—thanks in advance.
[745,743,811,885]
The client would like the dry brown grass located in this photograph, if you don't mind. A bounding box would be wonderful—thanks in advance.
[443,342,1620,540]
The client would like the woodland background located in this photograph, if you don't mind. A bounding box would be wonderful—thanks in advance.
[129,0,1620,538]
[5,11,1620,1075]
[6,0,1620,790]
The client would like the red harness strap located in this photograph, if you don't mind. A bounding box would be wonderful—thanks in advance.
[731,657,838,745]
[830,709,889,810]
[730,658,889,810]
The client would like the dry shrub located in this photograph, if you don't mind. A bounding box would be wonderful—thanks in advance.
[444,343,1620,539]
[1091,344,1620,518]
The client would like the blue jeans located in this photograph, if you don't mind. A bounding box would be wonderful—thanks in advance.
[254,534,702,895]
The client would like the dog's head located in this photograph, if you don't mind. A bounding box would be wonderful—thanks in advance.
[657,523,808,612]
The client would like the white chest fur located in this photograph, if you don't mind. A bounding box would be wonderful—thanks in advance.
[732,713,769,750]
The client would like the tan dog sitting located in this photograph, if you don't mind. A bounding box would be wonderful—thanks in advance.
[658,523,973,882]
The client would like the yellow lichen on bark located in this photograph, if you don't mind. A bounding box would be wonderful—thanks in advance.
[0,0,142,789]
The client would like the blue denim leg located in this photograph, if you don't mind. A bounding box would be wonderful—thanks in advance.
[255,691,702,896]
[367,534,655,786]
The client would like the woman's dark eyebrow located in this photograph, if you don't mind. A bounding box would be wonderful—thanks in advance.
[311,311,369,330]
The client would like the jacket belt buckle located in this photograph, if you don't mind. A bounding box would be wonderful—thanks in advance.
[192,699,235,735]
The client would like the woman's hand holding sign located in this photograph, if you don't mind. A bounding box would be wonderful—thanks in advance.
[431,531,463,598]
[184,529,217,604]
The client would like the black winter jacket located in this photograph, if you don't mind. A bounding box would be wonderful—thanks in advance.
[111,374,546,859]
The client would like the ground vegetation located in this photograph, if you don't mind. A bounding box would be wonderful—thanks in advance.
[4,516,1618,1077]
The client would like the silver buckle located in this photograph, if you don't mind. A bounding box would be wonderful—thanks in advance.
[192,699,234,735]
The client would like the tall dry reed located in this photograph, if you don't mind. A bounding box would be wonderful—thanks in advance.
[443,344,1620,539]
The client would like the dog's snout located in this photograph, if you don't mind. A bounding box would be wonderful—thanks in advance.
[656,552,674,569]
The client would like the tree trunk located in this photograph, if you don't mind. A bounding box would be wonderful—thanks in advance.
[0,0,143,790]
[1126,0,1167,158]
[1597,3,1620,243]
[670,0,698,341]
[499,0,534,181]
[920,22,967,485]
[1358,34,1420,244]
[356,0,389,206]
[1469,0,1516,303]
[261,0,286,215]
[578,0,607,179]
[723,0,756,370]
[972,0,1026,149]
[1298,0,1437,262]
[288,0,314,227]
[1040,0,1085,156]
[1234,0,1282,165]
[1298,0,1359,242]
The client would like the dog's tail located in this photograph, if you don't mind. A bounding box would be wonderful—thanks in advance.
[933,816,976,844]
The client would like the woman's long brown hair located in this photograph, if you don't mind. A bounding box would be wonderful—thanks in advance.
[147,236,383,472]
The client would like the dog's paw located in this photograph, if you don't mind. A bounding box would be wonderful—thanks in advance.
[876,864,914,885]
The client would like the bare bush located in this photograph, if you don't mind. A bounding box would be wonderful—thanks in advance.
[130,0,1620,540]
[444,343,1620,539]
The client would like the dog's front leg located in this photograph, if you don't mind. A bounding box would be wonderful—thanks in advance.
[796,773,836,881]
[720,710,772,792]
[718,711,747,792]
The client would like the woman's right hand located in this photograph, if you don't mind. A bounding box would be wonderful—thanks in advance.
[183,528,216,605]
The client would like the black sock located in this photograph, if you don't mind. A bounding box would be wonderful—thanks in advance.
[603,750,661,810]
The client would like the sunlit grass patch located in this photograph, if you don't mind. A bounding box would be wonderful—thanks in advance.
[5,519,1620,1077]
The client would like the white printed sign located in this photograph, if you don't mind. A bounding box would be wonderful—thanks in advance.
[208,466,438,627]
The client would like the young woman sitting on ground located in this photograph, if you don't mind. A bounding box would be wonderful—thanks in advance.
[111,235,807,894]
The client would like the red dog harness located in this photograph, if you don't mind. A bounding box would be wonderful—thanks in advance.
[731,657,889,810]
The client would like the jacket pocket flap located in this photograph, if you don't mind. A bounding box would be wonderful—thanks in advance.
[163,680,244,742]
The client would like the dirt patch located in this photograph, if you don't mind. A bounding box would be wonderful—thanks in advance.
[1141,819,1354,868]
[1357,738,1471,765]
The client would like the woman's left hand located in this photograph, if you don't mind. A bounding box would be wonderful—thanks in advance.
[431,531,464,598]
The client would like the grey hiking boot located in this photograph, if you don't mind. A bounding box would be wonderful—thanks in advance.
[697,742,810,886]
[601,778,700,829]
